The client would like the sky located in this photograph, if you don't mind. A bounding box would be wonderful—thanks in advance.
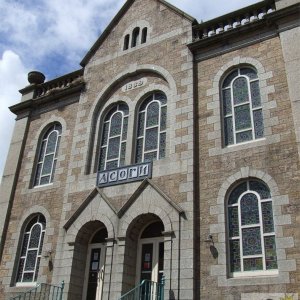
[0,0,260,181]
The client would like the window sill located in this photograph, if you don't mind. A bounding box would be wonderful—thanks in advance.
[32,183,53,190]
[225,137,266,149]
[22,181,61,195]
[210,137,267,156]
[229,269,278,278]
[15,282,38,288]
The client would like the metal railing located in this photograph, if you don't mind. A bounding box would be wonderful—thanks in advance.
[10,281,64,300]
[119,278,165,300]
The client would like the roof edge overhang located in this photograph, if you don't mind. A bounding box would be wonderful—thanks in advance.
[80,0,197,67]
[158,0,197,24]
[63,187,118,231]
[10,69,84,118]
[80,0,135,67]
[10,84,84,118]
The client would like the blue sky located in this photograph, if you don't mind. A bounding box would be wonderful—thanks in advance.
[0,0,260,180]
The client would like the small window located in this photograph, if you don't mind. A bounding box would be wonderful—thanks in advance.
[136,92,167,163]
[131,27,140,48]
[99,103,129,171]
[141,27,147,44]
[123,34,130,50]
[221,67,264,146]
[16,214,46,284]
[34,123,62,186]
[227,180,277,277]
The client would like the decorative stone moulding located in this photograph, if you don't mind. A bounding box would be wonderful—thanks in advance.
[28,71,46,85]
[192,0,276,41]
[34,70,84,98]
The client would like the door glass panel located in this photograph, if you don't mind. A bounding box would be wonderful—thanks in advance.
[140,243,153,282]
[158,242,164,283]
[86,248,101,300]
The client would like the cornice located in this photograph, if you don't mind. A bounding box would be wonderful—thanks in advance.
[188,3,300,55]
[10,83,84,118]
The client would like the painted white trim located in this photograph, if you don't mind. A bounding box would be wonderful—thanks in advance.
[230,269,278,278]
[33,183,53,189]
[222,68,263,146]
[82,243,106,300]
[136,93,167,163]
[227,181,277,276]
[99,104,129,171]
[136,237,164,285]
[15,282,38,288]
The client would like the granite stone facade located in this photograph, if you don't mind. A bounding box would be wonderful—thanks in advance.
[0,0,299,299]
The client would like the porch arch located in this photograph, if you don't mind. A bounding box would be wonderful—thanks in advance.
[68,220,108,300]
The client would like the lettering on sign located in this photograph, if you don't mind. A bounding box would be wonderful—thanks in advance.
[97,162,152,187]
[122,78,147,92]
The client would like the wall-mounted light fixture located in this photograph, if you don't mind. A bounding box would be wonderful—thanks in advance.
[205,234,218,259]
[44,249,52,260]
[44,249,53,271]
[204,234,214,245]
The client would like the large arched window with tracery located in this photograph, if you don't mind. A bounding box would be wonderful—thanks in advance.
[99,103,129,170]
[16,214,46,284]
[34,123,62,186]
[222,67,264,146]
[227,180,277,277]
[136,92,167,163]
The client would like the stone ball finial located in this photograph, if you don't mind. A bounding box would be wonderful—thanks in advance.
[28,71,46,85]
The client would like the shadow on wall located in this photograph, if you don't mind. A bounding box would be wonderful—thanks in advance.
[169,290,175,300]
[210,245,218,259]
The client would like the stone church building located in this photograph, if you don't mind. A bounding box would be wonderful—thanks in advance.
[0,0,299,299]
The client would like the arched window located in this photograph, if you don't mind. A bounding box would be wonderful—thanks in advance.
[141,27,147,44]
[136,92,167,163]
[34,123,62,186]
[227,180,277,277]
[16,214,46,284]
[123,34,130,50]
[131,27,140,47]
[222,67,264,146]
[99,103,129,171]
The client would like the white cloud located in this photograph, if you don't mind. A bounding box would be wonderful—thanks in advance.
[0,50,28,181]
[0,0,258,69]
[0,0,124,73]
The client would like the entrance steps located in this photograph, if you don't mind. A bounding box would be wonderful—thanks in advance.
[119,278,165,300]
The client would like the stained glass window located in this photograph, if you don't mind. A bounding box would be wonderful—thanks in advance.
[34,123,62,186]
[135,92,167,163]
[99,103,129,171]
[16,214,46,284]
[222,67,264,146]
[227,180,277,276]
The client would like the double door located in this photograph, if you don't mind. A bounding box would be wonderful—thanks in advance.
[137,238,164,299]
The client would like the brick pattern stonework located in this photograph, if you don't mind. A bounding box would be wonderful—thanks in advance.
[197,36,300,298]
[0,0,299,299]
